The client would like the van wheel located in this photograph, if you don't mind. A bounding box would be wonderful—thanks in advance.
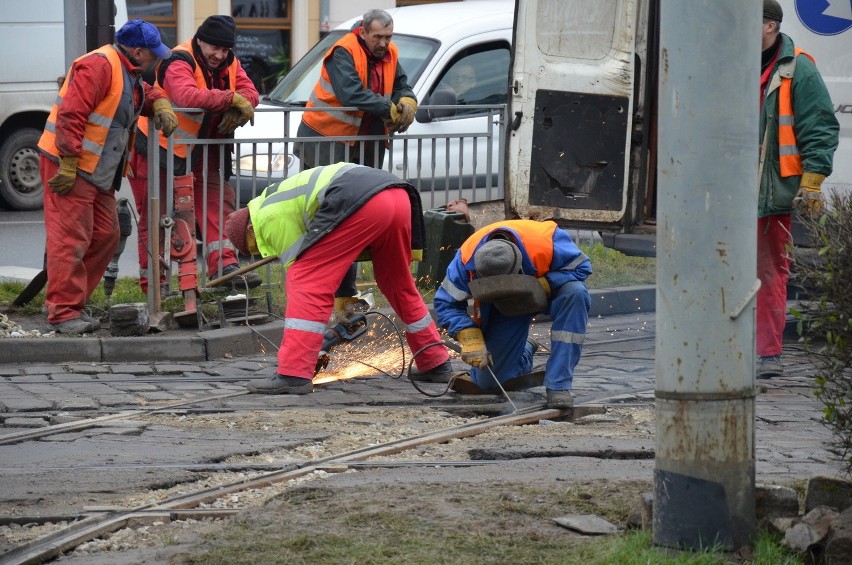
[0,128,44,211]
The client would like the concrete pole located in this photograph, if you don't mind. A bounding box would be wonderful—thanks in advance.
[64,0,87,69]
[654,0,760,550]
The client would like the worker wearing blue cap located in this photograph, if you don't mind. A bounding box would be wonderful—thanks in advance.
[37,19,179,334]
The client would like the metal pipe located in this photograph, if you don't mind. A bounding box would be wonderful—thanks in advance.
[654,0,759,550]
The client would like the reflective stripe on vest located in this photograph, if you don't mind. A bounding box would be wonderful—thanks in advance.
[460,220,558,277]
[136,40,238,158]
[301,32,398,142]
[38,46,128,177]
[248,162,357,266]
[777,47,814,178]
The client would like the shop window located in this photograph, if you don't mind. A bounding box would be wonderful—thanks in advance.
[232,1,292,94]
[126,0,177,47]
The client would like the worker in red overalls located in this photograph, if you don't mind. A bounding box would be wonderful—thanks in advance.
[130,15,259,292]
[38,19,178,334]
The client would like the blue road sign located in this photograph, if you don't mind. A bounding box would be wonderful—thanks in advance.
[795,0,852,35]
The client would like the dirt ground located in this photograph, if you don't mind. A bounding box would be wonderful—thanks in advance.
[3,406,662,563]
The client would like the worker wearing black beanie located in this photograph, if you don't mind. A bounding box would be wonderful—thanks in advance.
[128,11,260,295]
[196,15,236,48]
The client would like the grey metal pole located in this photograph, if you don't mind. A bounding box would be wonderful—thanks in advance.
[654,0,760,550]
[63,0,86,69]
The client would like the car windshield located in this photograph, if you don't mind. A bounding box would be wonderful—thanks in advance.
[265,31,439,105]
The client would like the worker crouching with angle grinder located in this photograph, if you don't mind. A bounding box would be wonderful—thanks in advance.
[433,220,592,409]
[224,163,452,395]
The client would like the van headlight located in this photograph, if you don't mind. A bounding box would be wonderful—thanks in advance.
[237,152,293,175]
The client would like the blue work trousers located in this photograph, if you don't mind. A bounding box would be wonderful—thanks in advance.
[470,280,590,391]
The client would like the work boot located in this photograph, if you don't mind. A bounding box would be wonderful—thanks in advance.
[217,264,262,290]
[46,305,102,331]
[50,317,97,335]
[449,374,496,395]
[409,360,454,383]
[81,311,101,331]
[757,355,783,379]
[247,374,313,395]
[545,388,574,409]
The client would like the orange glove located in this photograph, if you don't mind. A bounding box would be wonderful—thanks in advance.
[384,101,403,132]
[457,327,491,368]
[794,172,826,218]
[47,156,79,194]
[152,98,178,138]
[217,108,243,135]
[538,276,551,298]
[231,93,255,126]
[397,96,417,132]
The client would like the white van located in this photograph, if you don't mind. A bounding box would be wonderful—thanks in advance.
[507,0,852,256]
[233,0,515,207]
[0,0,127,210]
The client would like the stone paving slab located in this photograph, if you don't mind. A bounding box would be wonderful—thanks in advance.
[0,308,845,493]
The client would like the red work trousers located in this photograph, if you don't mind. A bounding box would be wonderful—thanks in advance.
[278,188,449,379]
[756,214,791,357]
[128,152,238,291]
[40,155,119,324]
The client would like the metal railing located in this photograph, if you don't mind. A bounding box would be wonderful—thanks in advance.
[142,103,508,314]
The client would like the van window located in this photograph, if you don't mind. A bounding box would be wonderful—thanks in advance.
[266,31,438,105]
[537,0,617,60]
[430,45,510,117]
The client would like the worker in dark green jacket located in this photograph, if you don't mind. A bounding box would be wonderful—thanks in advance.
[757,0,839,378]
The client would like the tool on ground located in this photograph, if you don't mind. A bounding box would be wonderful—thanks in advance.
[485,364,518,412]
[314,313,369,375]
[442,336,517,410]
[103,198,133,304]
[12,251,47,307]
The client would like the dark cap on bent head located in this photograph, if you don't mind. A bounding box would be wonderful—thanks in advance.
[763,0,783,22]
[474,239,523,278]
[115,19,172,59]
[224,208,251,255]
[196,15,237,48]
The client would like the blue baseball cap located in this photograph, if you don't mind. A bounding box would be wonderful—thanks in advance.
[115,19,172,59]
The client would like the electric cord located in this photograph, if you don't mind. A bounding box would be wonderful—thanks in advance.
[406,340,465,398]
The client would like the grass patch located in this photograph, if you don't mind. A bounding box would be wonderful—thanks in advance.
[169,482,800,565]
[0,244,654,316]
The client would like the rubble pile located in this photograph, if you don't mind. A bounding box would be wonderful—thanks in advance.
[0,313,47,338]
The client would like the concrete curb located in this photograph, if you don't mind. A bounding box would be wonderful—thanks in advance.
[1,286,656,364]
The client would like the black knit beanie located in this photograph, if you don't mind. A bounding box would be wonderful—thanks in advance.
[196,15,236,48]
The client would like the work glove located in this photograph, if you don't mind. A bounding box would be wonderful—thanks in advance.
[383,101,403,132]
[230,92,255,127]
[217,108,243,135]
[538,276,551,298]
[152,98,178,138]
[457,327,491,368]
[397,96,417,132]
[794,172,826,218]
[332,296,369,324]
[47,156,79,194]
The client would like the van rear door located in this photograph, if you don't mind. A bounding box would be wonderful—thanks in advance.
[506,0,653,252]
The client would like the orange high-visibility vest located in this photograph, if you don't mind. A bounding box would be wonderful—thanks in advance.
[777,47,814,177]
[38,45,131,177]
[301,32,398,143]
[137,40,238,158]
[460,220,557,278]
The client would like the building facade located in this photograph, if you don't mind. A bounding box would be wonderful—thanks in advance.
[127,0,456,94]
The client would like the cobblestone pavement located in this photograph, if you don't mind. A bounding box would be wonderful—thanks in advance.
[0,310,841,484]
